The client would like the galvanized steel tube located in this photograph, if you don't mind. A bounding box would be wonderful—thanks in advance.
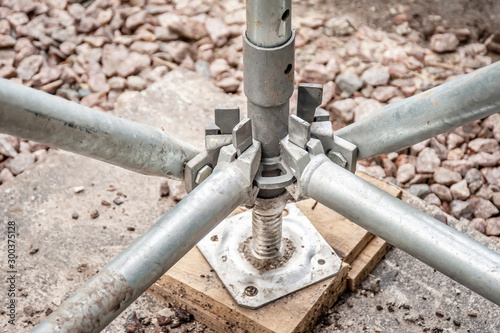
[244,0,294,256]
[247,101,291,159]
[301,155,500,305]
[243,29,295,159]
[0,78,200,179]
[244,0,294,159]
[32,165,248,332]
[336,61,500,160]
[246,0,292,47]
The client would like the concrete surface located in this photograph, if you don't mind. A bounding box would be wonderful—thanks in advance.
[1,68,499,333]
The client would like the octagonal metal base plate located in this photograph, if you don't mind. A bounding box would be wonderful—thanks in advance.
[197,203,342,309]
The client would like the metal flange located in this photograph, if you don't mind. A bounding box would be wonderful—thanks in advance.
[295,83,359,173]
[253,157,295,190]
[197,203,342,309]
[185,106,242,193]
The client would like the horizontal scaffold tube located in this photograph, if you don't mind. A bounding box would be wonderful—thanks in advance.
[301,155,500,306]
[0,78,200,179]
[32,164,248,332]
[336,61,500,160]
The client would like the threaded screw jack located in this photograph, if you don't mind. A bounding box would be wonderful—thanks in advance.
[251,193,289,258]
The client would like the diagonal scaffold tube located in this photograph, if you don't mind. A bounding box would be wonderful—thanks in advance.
[298,154,500,305]
[0,78,200,180]
[336,61,500,160]
[31,141,260,332]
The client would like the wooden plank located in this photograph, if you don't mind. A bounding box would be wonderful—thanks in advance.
[150,252,350,333]
[149,172,402,333]
[347,236,392,291]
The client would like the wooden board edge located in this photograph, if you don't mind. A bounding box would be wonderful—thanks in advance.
[346,237,392,291]
[148,263,350,333]
[149,276,274,333]
[342,232,374,265]
[292,263,350,333]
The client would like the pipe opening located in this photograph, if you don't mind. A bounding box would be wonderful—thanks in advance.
[281,9,290,21]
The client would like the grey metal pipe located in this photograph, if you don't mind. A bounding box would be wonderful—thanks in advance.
[247,101,290,159]
[246,0,292,47]
[244,0,294,160]
[0,78,200,179]
[336,61,500,160]
[300,155,500,305]
[32,165,248,332]
[243,11,294,160]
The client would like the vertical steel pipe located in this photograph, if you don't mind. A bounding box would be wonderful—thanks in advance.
[336,61,500,160]
[0,78,200,179]
[246,0,292,47]
[245,101,291,159]
[301,155,500,305]
[244,0,295,257]
[244,0,294,159]
[32,165,248,332]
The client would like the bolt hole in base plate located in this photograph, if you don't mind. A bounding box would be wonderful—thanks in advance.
[197,203,342,309]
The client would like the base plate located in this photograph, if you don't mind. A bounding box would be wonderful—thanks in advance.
[197,203,342,309]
